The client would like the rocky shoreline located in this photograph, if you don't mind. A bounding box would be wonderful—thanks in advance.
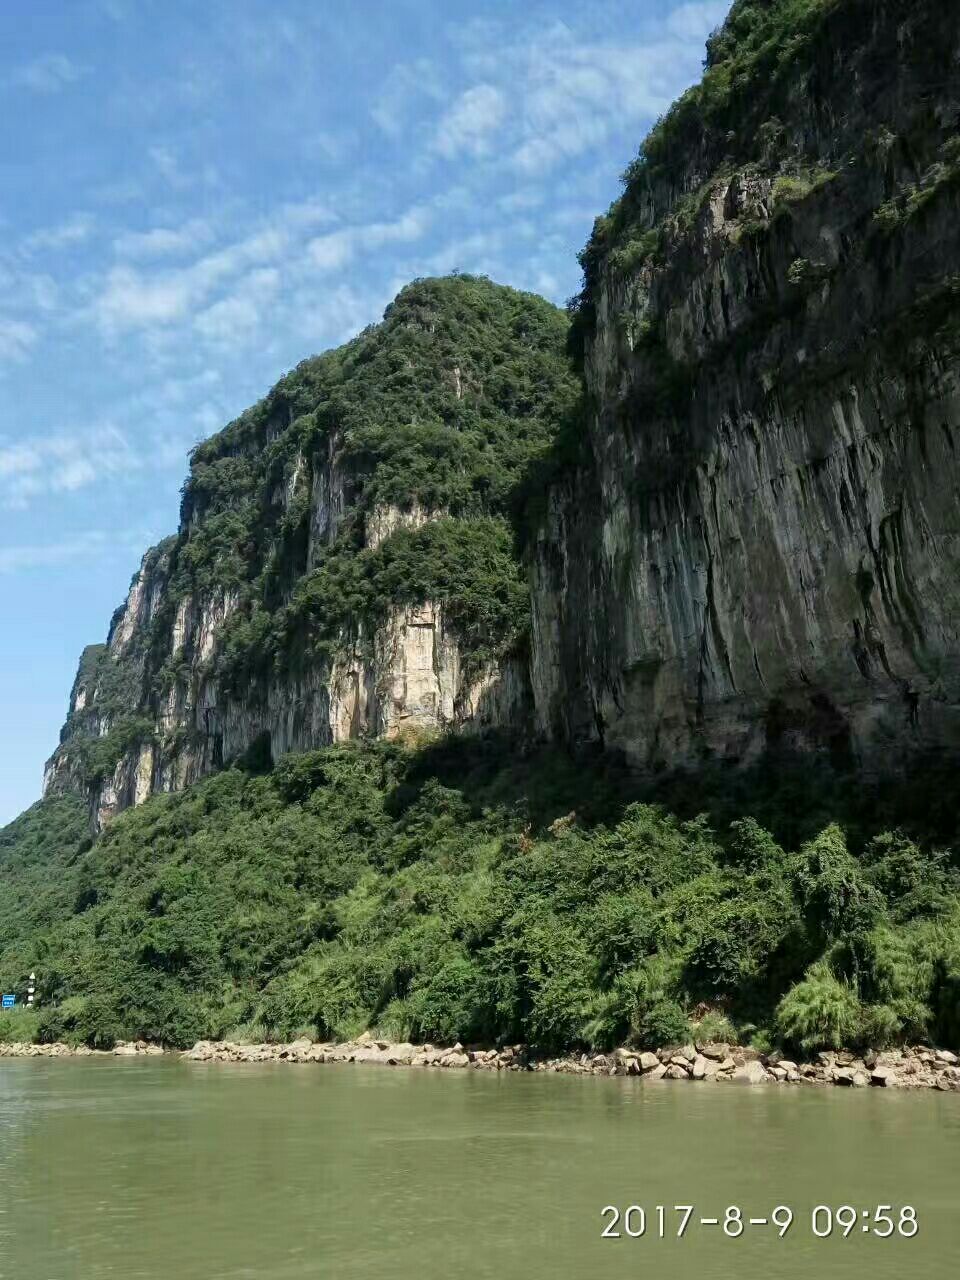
[181,1036,960,1090]
[2,1035,958,1090]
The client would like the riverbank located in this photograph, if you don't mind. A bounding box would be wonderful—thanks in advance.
[181,1035,960,1090]
[5,1035,957,1091]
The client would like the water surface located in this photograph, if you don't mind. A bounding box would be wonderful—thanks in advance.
[0,1057,956,1279]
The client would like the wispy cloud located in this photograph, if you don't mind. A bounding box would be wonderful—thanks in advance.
[371,58,444,137]
[12,53,85,93]
[0,531,108,573]
[21,213,96,255]
[0,528,149,573]
[446,6,729,178]
[148,144,219,191]
[306,206,431,274]
[93,199,344,335]
[194,267,281,344]
[113,219,214,260]
[0,426,140,508]
[0,319,38,363]
[433,85,507,158]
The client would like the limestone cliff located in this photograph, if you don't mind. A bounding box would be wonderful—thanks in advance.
[44,0,960,827]
[531,0,960,771]
[44,277,571,826]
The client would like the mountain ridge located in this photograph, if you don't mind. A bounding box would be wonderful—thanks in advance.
[4,0,960,1061]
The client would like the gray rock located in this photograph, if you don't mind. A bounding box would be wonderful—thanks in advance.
[733,1060,769,1085]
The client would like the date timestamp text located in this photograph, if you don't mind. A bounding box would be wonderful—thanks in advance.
[601,1204,918,1239]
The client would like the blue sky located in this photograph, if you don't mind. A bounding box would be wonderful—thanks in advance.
[0,0,730,824]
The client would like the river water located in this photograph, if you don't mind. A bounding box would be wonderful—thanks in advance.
[0,1056,956,1279]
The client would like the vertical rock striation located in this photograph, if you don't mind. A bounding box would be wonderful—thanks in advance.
[44,278,569,826]
[530,0,960,770]
[42,1,960,827]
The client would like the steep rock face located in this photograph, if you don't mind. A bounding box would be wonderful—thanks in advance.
[43,2,960,828]
[532,0,960,769]
[44,277,569,826]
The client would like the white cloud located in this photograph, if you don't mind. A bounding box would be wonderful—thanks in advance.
[371,59,444,137]
[0,527,151,573]
[434,84,507,158]
[12,53,85,93]
[421,229,508,276]
[91,191,346,337]
[113,219,213,260]
[95,266,193,330]
[194,268,280,344]
[21,214,96,254]
[0,426,141,508]
[0,318,38,362]
[290,282,394,349]
[148,145,187,189]
[445,10,725,179]
[306,206,431,274]
[305,230,355,273]
[147,145,218,191]
[497,189,545,213]
[0,531,110,573]
[277,197,338,231]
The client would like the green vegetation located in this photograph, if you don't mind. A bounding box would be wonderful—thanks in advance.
[632,0,844,186]
[570,1,850,317]
[277,517,528,679]
[873,137,960,232]
[62,276,579,746]
[3,740,959,1054]
[71,718,155,787]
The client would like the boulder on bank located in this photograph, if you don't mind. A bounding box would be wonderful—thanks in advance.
[167,1038,959,1091]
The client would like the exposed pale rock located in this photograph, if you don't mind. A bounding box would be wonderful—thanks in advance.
[734,1061,769,1085]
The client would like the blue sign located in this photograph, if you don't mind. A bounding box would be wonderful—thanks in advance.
[1,995,15,1009]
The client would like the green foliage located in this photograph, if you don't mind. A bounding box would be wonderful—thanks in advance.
[275,517,529,679]
[638,999,690,1049]
[873,142,960,233]
[4,740,960,1055]
[65,276,579,743]
[175,275,577,595]
[72,717,156,786]
[775,962,861,1051]
[0,1007,40,1042]
[572,0,850,324]
[793,824,884,945]
[771,168,837,210]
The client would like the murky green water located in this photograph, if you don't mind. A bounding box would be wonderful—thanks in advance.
[0,1057,956,1279]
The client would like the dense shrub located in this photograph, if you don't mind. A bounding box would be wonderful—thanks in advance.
[4,740,960,1054]
[775,963,861,1051]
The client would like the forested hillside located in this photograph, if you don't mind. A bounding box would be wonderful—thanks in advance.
[3,739,960,1053]
[3,0,960,1058]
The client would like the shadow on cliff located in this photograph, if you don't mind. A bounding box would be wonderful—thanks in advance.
[383,730,960,854]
